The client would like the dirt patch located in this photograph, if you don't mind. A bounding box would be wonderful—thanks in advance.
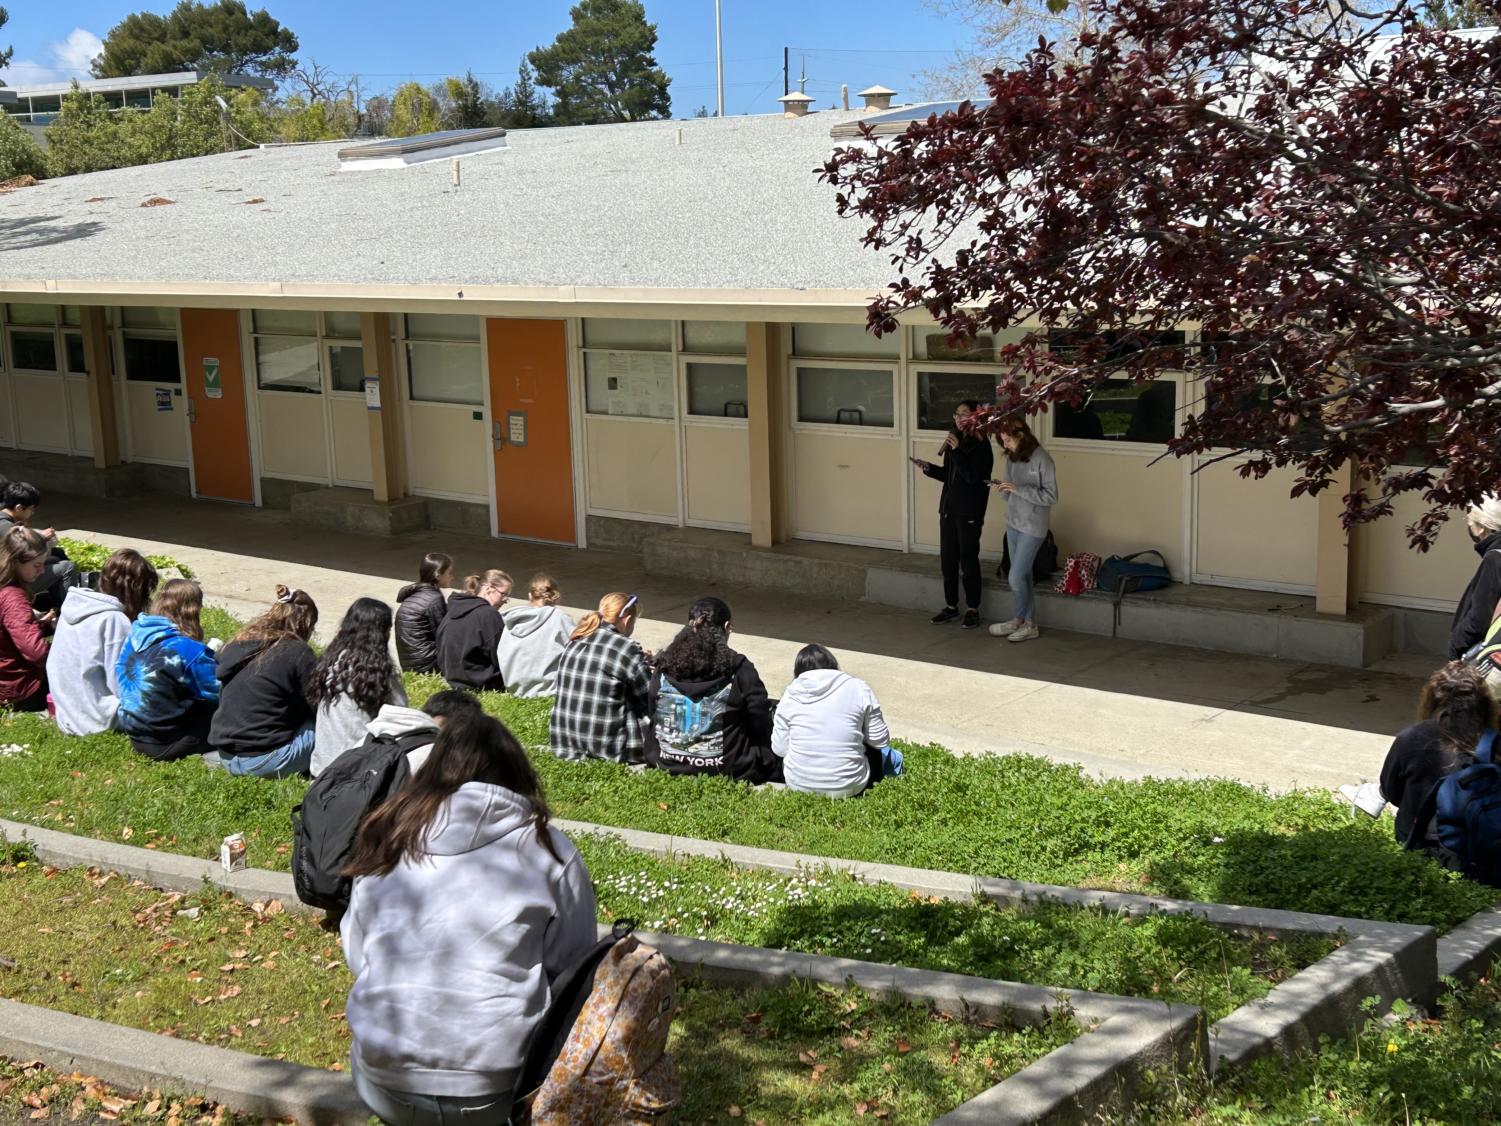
[239,197,266,205]
[84,196,113,203]
[0,175,38,193]
[139,197,175,208]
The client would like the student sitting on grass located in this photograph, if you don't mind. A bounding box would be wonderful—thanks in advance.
[496,573,575,698]
[644,596,780,784]
[309,598,409,778]
[436,570,511,692]
[0,526,53,712]
[394,552,453,674]
[206,585,319,778]
[550,592,651,764]
[47,548,158,736]
[116,579,221,761]
[342,712,597,1126]
[0,482,78,613]
[354,688,486,777]
[1381,661,1498,865]
[772,644,902,799]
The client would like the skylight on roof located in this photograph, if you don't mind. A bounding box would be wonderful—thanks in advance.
[337,127,508,171]
[828,99,993,139]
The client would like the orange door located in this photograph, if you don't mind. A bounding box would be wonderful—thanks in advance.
[179,308,254,503]
[485,319,575,543]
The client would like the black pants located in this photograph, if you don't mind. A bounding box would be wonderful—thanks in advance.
[128,705,214,762]
[939,512,984,610]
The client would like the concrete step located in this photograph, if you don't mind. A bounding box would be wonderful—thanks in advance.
[0,450,187,500]
[288,486,429,537]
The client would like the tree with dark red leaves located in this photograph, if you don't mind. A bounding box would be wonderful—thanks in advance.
[822,0,1500,547]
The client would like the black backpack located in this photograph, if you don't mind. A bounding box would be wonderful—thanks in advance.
[290,730,427,914]
[998,530,1059,582]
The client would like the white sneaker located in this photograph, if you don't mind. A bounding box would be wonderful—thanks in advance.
[988,618,1022,637]
[1007,623,1040,643]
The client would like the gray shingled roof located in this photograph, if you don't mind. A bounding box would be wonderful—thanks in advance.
[0,110,898,298]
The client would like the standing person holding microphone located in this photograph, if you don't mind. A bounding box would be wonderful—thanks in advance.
[913,400,994,630]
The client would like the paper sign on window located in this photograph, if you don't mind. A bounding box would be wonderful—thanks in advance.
[364,376,381,410]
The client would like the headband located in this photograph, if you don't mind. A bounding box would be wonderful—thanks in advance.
[277,587,300,604]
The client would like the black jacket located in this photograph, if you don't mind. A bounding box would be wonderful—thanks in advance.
[644,651,782,784]
[394,583,447,673]
[208,637,317,757]
[1450,530,1501,659]
[1380,720,1464,858]
[922,433,994,522]
[436,593,506,691]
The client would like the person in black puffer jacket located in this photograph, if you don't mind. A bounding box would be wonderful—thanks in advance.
[436,569,511,691]
[395,553,452,673]
[1450,497,1501,660]
[643,596,780,784]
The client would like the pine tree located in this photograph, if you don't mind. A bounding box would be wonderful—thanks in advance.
[528,0,672,125]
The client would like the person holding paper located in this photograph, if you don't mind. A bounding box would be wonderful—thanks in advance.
[913,401,994,630]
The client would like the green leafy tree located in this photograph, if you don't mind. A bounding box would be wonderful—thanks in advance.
[43,86,139,176]
[0,114,45,180]
[93,0,299,79]
[388,81,441,137]
[0,7,14,77]
[440,70,488,128]
[275,92,357,140]
[528,0,672,124]
[1422,0,1496,25]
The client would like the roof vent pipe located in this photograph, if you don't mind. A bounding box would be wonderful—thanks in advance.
[841,84,849,110]
[858,85,897,112]
[778,91,814,117]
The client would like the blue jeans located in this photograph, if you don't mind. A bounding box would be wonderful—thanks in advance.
[352,1057,514,1126]
[1005,527,1046,623]
[214,721,316,778]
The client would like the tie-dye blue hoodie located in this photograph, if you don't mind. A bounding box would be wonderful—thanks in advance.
[115,615,220,740]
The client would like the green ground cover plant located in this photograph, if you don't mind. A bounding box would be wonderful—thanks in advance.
[55,539,195,582]
[0,1058,258,1126]
[0,848,1075,1125]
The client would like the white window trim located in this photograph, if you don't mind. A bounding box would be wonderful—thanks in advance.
[401,316,484,407]
[679,349,749,427]
[909,362,1009,433]
[788,357,900,436]
[580,345,677,422]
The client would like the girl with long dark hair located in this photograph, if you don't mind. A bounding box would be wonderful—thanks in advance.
[341,712,597,1126]
[395,552,453,673]
[0,526,52,711]
[643,596,780,783]
[207,585,320,777]
[309,597,408,777]
[117,579,222,761]
[1381,661,1500,861]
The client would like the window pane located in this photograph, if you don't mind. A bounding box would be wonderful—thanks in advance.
[329,344,365,393]
[7,304,56,326]
[582,318,672,351]
[1054,378,1177,443]
[584,351,675,418]
[256,335,321,393]
[252,308,317,335]
[406,313,481,342]
[796,366,895,427]
[408,341,482,404]
[124,335,182,384]
[910,329,997,362]
[324,311,363,339]
[1049,328,1186,367]
[682,320,746,355]
[9,329,57,371]
[64,332,87,375]
[792,323,898,359]
[120,306,176,330]
[62,306,81,327]
[915,370,999,431]
[686,362,748,417]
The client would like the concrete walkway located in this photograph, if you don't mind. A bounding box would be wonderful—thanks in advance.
[52,493,1438,793]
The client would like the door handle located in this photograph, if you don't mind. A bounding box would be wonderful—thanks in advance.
[186,399,198,423]
[492,420,504,450]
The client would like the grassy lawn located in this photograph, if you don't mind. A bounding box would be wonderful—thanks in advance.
[0,1059,258,1126]
[0,849,1076,1125]
[55,539,196,582]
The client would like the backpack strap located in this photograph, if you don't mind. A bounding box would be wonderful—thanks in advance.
[1477,729,1498,766]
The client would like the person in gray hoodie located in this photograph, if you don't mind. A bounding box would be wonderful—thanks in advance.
[341,712,597,1125]
[47,548,158,736]
[308,598,408,778]
[988,415,1059,644]
[496,573,575,698]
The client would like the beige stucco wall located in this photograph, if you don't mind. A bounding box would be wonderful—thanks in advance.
[330,396,372,486]
[1194,459,1319,589]
[13,375,68,452]
[0,375,14,446]
[257,392,328,481]
[407,402,487,500]
[1050,447,1188,579]
[586,417,678,519]
[790,430,904,545]
[684,423,750,528]
[122,382,187,464]
[1356,489,1476,609]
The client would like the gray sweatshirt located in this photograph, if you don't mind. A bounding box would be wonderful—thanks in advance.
[47,588,130,736]
[496,604,575,698]
[1001,444,1059,538]
[311,673,407,777]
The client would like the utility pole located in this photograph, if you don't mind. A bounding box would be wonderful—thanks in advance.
[783,46,789,96]
[715,0,725,117]
[798,55,807,94]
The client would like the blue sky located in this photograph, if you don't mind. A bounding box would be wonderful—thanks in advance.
[0,0,979,116]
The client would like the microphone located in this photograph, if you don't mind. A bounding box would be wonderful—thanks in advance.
[938,428,958,459]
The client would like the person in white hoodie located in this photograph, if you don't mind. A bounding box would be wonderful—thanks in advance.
[772,644,903,799]
[48,548,158,736]
[347,689,486,778]
[341,711,597,1125]
[496,573,575,699]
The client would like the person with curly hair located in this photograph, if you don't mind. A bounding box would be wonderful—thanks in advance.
[309,598,408,777]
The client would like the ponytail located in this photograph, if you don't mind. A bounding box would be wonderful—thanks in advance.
[463,569,512,596]
[571,591,637,642]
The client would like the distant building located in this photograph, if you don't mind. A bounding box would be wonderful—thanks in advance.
[3,71,275,145]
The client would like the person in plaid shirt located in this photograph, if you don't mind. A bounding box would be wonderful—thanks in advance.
[549,592,651,763]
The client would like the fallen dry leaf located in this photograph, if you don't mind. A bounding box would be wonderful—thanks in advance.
[140,197,175,208]
[120,827,133,841]
[727,1108,742,1119]
[895,1039,911,1054]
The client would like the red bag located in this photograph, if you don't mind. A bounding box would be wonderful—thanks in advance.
[1055,552,1103,597]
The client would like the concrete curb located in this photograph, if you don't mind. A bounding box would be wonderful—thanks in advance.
[0,819,1199,1126]
[0,998,367,1125]
[1434,907,1501,982]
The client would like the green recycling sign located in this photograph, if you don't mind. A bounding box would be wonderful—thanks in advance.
[204,357,222,399]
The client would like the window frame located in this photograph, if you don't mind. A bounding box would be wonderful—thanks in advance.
[789,358,900,435]
[910,365,1007,433]
[401,314,483,407]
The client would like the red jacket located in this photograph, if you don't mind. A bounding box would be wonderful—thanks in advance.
[0,584,47,702]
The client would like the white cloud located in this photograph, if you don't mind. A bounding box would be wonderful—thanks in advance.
[1,28,105,88]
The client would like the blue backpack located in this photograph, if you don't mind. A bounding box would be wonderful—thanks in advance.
[1433,729,1501,888]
